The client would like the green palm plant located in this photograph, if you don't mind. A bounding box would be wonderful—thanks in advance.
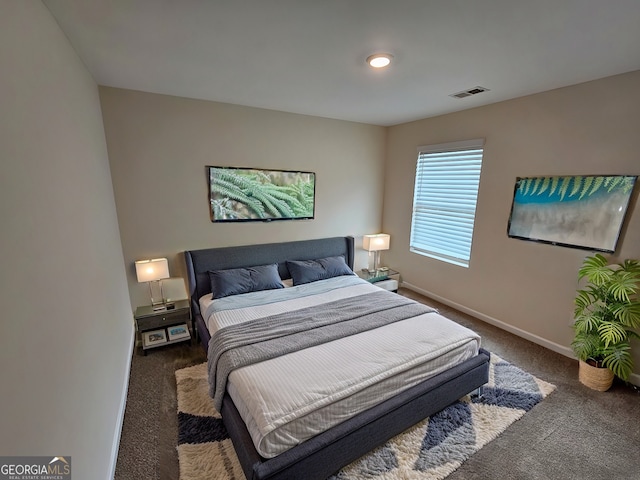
[571,254,640,380]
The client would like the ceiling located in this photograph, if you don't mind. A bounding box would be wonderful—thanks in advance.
[43,0,640,126]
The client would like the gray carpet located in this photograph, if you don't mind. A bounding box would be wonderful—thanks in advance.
[115,288,640,480]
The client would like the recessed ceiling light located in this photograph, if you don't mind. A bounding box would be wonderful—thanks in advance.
[366,53,393,69]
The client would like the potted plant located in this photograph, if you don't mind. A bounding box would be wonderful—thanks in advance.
[571,254,640,391]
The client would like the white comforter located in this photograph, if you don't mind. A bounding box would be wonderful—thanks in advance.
[201,275,481,458]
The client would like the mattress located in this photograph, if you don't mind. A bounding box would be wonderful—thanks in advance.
[202,276,481,458]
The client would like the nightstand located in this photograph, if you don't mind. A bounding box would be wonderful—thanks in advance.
[357,268,400,292]
[134,299,191,354]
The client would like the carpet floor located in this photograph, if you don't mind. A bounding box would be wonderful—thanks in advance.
[114,288,640,480]
[176,353,555,479]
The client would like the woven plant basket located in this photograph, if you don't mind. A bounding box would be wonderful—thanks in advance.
[578,360,614,391]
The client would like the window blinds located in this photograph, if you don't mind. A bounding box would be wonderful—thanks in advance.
[410,139,484,267]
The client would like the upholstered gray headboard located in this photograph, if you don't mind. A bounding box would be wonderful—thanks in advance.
[184,236,355,319]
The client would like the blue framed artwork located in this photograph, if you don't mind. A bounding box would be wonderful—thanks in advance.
[507,175,637,252]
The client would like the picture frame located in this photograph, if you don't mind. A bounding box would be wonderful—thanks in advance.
[507,175,637,252]
[208,166,315,222]
[167,324,190,341]
[143,329,167,347]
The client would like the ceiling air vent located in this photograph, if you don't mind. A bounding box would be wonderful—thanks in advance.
[450,86,490,99]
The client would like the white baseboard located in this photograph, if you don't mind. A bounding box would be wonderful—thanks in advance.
[402,282,640,387]
[403,282,573,356]
[109,322,135,479]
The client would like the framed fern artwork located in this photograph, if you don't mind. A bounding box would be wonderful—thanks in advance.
[507,175,637,252]
[208,166,315,222]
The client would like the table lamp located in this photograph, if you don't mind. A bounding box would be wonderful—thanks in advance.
[135,258,170,310]
[363,234,390,272]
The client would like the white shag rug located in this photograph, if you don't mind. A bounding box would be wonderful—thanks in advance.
[176,353,555,480]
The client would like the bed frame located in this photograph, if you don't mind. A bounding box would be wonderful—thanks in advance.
[185,236,490,480]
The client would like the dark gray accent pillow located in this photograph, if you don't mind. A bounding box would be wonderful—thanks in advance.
[208,263,284,299]
[286,256,354,286]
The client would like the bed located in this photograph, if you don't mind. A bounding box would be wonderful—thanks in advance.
[185,236,490,480]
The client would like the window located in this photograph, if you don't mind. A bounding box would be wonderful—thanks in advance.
[410,139,484,267]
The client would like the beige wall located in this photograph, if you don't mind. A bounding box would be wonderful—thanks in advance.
[384,70,640,380]
[100,73,640,379]
[99,88,387,308]
[0,1,133,478]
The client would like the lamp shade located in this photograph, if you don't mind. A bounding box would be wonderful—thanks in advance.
[135,258,170,283]
[363,234,390,252]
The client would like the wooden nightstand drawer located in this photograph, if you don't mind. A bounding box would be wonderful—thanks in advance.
[136,309,189,331]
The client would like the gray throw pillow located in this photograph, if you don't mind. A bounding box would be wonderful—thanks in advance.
[208,263,284,299]
[286,256,353,286]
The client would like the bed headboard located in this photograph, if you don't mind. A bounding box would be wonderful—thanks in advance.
[184,236,355,318]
